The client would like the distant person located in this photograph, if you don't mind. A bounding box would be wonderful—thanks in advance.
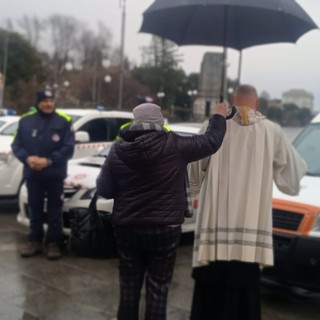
[11,89,75,260]
[97,102,228,320]
[188,84,307,320]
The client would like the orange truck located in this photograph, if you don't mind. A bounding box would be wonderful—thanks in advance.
[262,113,320,292]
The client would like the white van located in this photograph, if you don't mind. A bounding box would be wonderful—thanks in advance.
[263,112,320,292]
[0,109,133,199]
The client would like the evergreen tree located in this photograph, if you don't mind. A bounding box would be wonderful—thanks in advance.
[132,36,184,110]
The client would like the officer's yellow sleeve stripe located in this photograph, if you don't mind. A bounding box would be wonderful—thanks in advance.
[56,110,72,122]
[163,125,171,132]
[21,110,37,118]
[120,121,133,130]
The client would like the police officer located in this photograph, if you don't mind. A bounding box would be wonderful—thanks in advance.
[12,89,75,260]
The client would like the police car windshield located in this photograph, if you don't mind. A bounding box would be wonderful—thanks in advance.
[293,123,320,176]
[0,120,5,129]
[0,122,18,135]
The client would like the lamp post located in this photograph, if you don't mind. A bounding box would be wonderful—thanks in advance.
[227,87,234,105]
[187,89,198,120]
[104,75,112,108]
[157,91,165,106]
[97,60,111,106]
[118,0,126,110]
[59,62,73,107]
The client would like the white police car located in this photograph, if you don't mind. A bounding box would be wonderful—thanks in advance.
[0,109,133,199]
[18,124,201,234]
[0,115,20,134]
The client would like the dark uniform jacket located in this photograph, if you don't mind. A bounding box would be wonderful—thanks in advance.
[11,109,75,180]
[96,114,226,226]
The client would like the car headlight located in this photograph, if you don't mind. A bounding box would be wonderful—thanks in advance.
[309,212,320,238]
[0,153,11,166]
[80,188,96,200]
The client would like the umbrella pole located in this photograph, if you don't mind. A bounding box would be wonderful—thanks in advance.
[219,46,228,102]
[220,46,227,103]
[219,6,236,120]
[237,50,242,86]
[220,5,229,103]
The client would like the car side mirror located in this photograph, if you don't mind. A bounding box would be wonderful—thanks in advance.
[75,131,89,143]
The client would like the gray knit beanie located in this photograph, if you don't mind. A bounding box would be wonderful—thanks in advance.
[133,103,164,126]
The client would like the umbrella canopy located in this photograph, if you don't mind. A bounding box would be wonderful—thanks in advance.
[140,0,317,115]
[140,0,318,50]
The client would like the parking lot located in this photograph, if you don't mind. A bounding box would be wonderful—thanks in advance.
[0,202,320,320]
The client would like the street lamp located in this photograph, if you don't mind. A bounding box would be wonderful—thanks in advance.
[97,74,112,106]
[188,89,198,97]
[227,87,234,104]
[228,87,234,95]
[187,89,198,104]
[157,91,165,106]
[96,60,111,107]
[104,75,112,83]
[102,59,111,69]
[65,62,73,72]
[102,75,112,108]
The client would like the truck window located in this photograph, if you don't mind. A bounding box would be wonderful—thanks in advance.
[293,123,320,176]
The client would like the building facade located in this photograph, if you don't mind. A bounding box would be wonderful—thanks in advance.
[193,52,225,121]
[282,89,314,110]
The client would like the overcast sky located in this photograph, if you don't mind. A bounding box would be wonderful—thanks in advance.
[1,0,320,109]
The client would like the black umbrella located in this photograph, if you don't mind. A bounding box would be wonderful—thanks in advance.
[140,0,318,105]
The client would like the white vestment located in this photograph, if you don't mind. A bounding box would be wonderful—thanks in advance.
[189,114,307,268]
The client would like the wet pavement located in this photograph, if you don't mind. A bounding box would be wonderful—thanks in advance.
[0,202,320,320]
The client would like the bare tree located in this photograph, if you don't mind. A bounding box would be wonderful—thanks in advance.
[18,15,44,49]
[45,14,82,77]
[77,21,112,68]
[7,14,116,109]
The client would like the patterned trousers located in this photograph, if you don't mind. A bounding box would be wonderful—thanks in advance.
[114,225,181,320]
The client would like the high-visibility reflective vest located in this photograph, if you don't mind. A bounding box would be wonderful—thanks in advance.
[116,121,171,140]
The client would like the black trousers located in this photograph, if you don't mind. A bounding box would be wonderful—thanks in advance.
[114,226,181,320]
[26,177,64,244]
[190,260,261,320]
